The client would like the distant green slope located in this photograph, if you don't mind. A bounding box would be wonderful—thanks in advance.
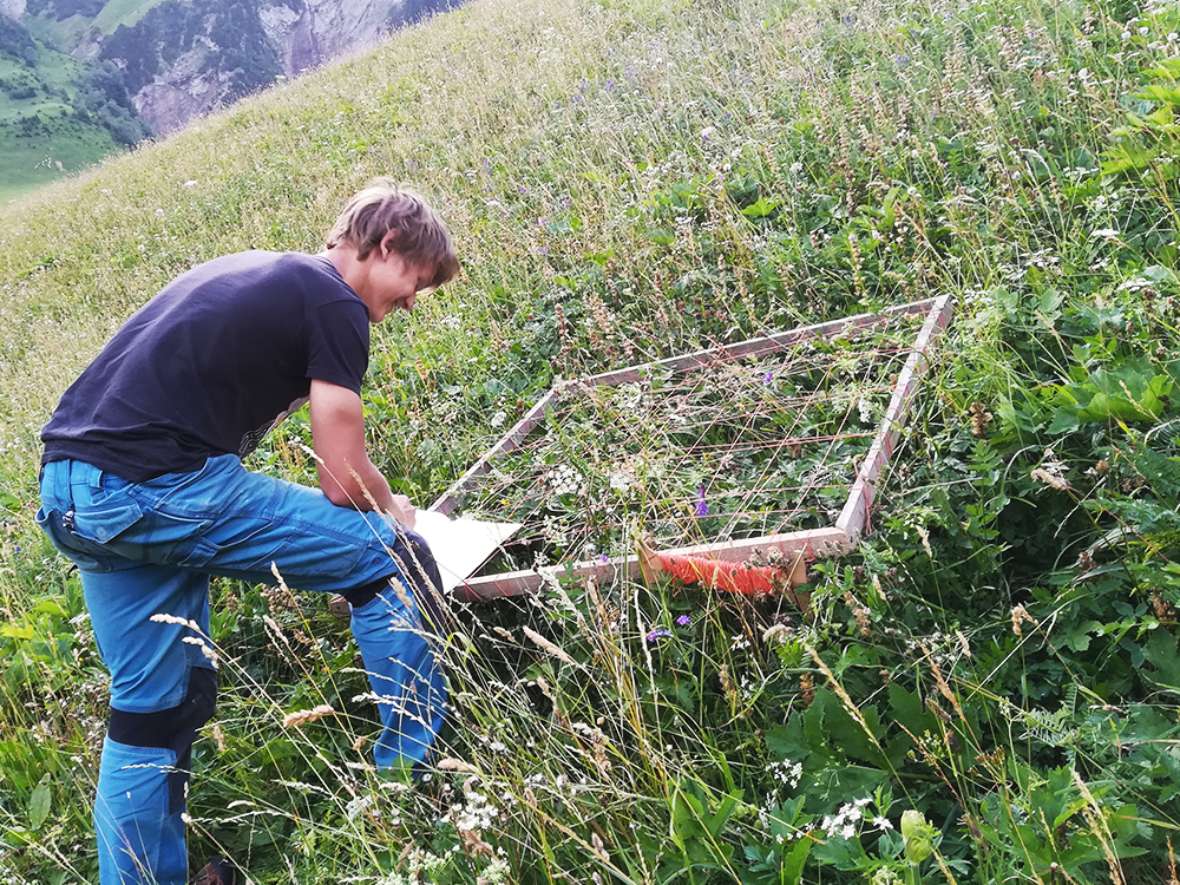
[0,25,138,200]
[91,0,168,34]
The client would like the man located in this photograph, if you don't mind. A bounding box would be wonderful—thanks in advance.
[35,180,459,884]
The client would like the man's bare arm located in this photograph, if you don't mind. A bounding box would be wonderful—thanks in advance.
[308,379,414,524]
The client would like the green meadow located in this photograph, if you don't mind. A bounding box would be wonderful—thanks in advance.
[2,0,1180,880]
[0,41,123,203]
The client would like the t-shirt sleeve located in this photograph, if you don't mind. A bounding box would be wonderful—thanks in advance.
[306,300,370,393]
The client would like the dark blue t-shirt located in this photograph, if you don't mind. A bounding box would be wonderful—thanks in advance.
[41,251,370,482]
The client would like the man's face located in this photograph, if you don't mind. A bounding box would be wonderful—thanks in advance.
[365,250,433,322]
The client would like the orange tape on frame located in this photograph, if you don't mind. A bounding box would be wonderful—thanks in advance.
[637,537,810,609]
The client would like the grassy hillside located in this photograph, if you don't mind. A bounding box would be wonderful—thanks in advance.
[2,0,1180,880]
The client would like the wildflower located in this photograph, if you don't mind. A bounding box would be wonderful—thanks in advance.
[675,614,691,626]
[477,856,510,885]
[1090,227,1119,240]
[762,370,774,384]
[822,798,872,837]
[694,485,709,517]
[857,396,874,425]
[763,623,792,645]
[608,469,632,491]
[645,627,672,644]
[768,758,802,789]
[873,816,893,831]
[544,464,584,497]
[182,179,198,188]
[346,795,374,821]
[490,410,507,428]
[596,553,609,564]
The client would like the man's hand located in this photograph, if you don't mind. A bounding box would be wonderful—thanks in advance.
[388,494,416,529]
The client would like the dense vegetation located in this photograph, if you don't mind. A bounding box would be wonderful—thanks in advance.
[2,0,1180,880]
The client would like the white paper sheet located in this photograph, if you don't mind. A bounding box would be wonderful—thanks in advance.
[411,509,522,595]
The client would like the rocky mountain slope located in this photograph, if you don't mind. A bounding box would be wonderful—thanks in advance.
[0,0,457,197]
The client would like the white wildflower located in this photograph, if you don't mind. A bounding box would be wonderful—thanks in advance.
[608,469,632,491]
[857,396,875,425]
[544,464,585,497]
[345,795,374,821]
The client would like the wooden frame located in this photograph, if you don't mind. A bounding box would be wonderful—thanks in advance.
[431,296,953,602]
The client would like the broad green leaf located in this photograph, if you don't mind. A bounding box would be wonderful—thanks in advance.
[31,599,68,619]
[783,835,814,883]
[28,774,51,829]
[0,623,35,641]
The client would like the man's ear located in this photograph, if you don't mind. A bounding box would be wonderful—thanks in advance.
[379,229,400,259]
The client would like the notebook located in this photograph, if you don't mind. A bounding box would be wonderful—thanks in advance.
[411,508,522,595]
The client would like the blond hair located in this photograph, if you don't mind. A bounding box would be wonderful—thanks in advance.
[325,180,459,289]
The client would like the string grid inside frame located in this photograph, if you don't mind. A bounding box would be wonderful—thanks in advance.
[432,297,952,599]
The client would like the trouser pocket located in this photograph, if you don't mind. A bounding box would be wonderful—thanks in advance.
[35,506,109,572]
[70,495,145,545]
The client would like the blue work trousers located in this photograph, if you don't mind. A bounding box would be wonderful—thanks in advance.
[36,453,449,884]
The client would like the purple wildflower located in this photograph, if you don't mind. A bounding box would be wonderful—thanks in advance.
[597,553,609,564]
[645,628,672,644]
[762,370,774,385]
[694,485,709,517]
[675,614,691,627]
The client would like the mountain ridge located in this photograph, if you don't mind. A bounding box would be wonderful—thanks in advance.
[0,0,457,197]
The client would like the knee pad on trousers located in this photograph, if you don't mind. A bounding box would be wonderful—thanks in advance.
[344,531,449,631]
[107,666,217,814]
